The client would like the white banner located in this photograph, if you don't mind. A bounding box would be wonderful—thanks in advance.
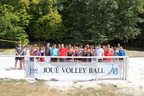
[26,62,123,81]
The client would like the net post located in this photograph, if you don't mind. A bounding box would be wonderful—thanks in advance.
[125,56,129,80]
[33,57,36,79]
[123,57,126,80]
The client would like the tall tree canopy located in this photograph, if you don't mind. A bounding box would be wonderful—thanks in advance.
[0,0,30,44]
[59,0,144,44]
[27,0,65,42]
[0,0,143,45]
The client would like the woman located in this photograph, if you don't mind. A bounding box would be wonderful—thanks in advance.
[119,46,126,60]
[104,47,113,61]
[102,45,106,52]
[89,49,95,62]
[30,46,35,62]
[73,47,79,62]
[34,48,41,62]
[21,46,26,69]
[34,44,38,51]
[67,47,73,62]
[39,47,45,62]
[113,47,119,56]
[113,47,119,61]
[40,47,44,56]
[24,45,30,62]
[77,47,83,62]
[82,48,88,62]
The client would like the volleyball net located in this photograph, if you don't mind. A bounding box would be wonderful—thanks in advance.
[0,39,18,49]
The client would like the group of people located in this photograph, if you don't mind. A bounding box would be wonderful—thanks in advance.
[15,43,125,69]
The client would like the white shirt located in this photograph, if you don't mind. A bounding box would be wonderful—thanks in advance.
[24,49,30,56]
[95,48,104,56]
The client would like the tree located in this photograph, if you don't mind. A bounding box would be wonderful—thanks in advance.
[59,0,144,44]
[0,0,30,45]
[27,0,65,42]
[126,0,144,47]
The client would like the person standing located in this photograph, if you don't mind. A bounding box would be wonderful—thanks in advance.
[30,46,35,62]
[33,44,38,51]
[102,45,106,51]
[15,43,24,69]
[89,49,95,62]
[67,47,73,62]
[113,47,119,61]
[77,47,83,62]
[39,47,45,62]
[119,46,125,56]
[50,44,58,62]
[104,47,113,61]
[95,44,104,62]
[119,46,126,60]
[73,47,79,62]
[113,47,119,56]
[59,44,67,62]
[24,45,30,62]
[44,43,51,62]
[21,45,30,69]
[34,47,41,61]
[82,48,88,62]
[117,43,121,51]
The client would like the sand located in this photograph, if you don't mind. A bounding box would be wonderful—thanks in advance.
[0,57,144,96]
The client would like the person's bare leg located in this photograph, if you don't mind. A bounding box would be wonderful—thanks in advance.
[20,60,22,69]
[15,60,18,69]
[22,58,25,69]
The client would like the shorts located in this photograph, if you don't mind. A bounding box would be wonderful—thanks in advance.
[60,59,66,62]
[82,58,87,62]
[15,57,22,61]
[119,58,123,60]
[78,58,82,61]
[98,59,103,62]
[51,58,57,62]
[89,58,92,62]
[30,58,34,62]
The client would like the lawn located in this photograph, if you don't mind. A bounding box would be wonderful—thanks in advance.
[0,79,125,96]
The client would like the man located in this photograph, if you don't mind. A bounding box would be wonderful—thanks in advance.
[59,44,68,62]
[15,43,24,69]
[44,43,51,62]
[50,44,58,62]
[95,44,104,62]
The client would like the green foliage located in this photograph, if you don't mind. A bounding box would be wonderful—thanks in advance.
[60,0,143,44]
[27,0,65,42]
[0,0,144,46]
[0,0,30,45]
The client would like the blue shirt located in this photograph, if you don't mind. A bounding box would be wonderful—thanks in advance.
[50,48,58,56]
[119,50,125,56]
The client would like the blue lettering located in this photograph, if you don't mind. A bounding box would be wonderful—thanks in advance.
[108,64,118,75]
[30,66,39,75]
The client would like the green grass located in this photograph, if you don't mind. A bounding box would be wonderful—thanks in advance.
[0,79,126,96]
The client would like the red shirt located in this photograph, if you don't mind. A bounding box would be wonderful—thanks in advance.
[104,51,113,61]
[59,48,67,56]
